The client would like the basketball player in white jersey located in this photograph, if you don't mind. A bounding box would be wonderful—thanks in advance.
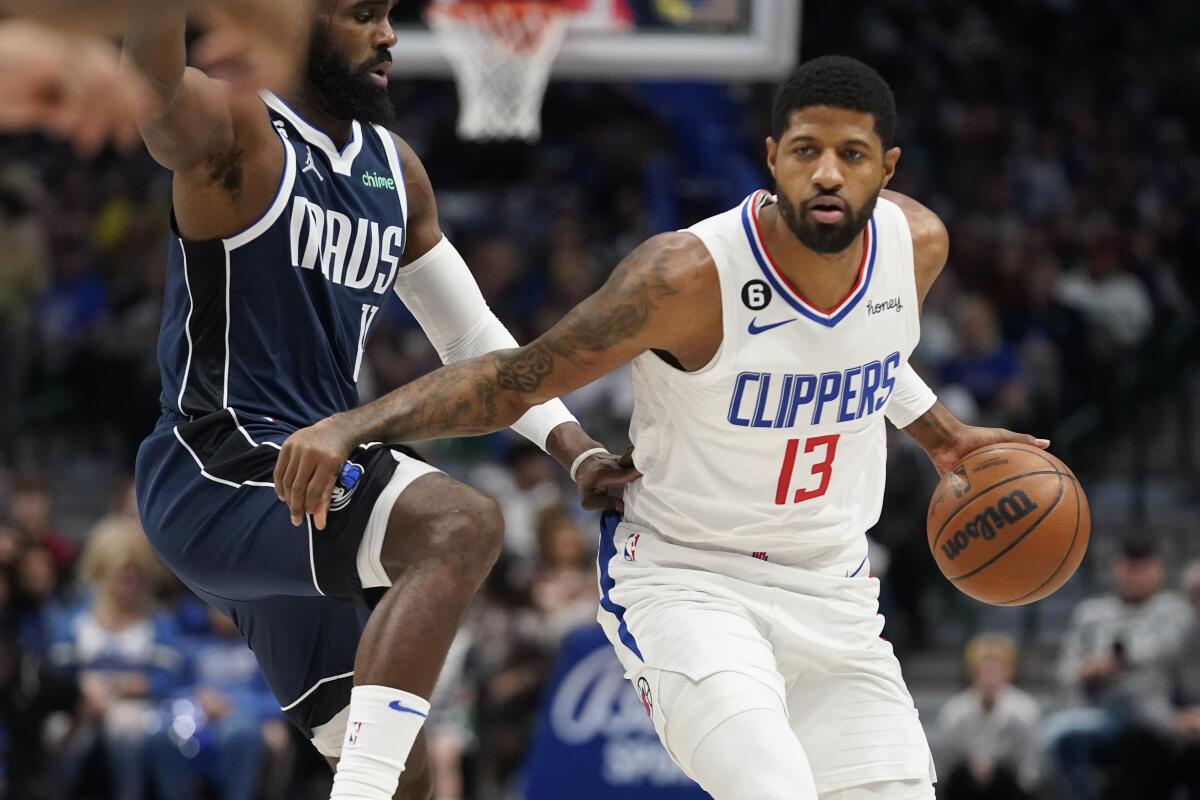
[277,56,1049,799]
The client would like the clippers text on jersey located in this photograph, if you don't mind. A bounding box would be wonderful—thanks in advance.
[728,351,901,428]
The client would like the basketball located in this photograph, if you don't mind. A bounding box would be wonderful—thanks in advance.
[927,443,1090,606]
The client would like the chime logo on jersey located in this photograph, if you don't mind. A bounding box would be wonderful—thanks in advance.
[727,351,901,428]
[288,195,403,294]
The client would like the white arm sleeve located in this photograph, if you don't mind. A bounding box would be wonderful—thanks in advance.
[884,362,938,429]
[392,236,577,450]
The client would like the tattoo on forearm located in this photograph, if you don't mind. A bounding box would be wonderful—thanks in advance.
[496,346,553,392]
[358,237,686,443]
[495,242,680,392]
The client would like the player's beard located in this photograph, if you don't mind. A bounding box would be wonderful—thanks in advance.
[776,188,879,255]
[305,24,395,125]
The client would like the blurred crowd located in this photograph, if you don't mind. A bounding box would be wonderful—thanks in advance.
[0,0,1198,798]
[931,543,1200,800]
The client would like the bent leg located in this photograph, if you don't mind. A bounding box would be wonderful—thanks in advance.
[651,669,820,800]
[353,471,502,695]
[332,469,502,799]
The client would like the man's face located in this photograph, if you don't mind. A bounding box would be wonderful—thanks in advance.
[1113,554,1163,604]
[306,0,397,124]
[766,106,899,254]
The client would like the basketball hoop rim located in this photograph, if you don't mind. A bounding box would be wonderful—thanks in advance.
[425,0,577,23]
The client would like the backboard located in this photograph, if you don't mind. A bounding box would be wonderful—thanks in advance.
[390,0,802,81]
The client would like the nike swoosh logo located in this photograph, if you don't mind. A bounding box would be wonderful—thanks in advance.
[387,700,428,718]
[747,317,797,335]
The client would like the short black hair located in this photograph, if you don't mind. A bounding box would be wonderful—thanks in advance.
[771,55,897,148]
[1118,535,1159,561]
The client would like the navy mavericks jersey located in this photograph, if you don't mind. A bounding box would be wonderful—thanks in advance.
[156,92,407,427]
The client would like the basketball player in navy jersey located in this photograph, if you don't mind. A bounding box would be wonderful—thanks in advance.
[125,3,628,798]
[277,57,1051,799]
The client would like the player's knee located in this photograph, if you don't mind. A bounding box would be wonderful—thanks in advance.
[438,487,503,575]
[385,485,503,582]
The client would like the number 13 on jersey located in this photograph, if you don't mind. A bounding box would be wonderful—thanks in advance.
[775,434,840,505]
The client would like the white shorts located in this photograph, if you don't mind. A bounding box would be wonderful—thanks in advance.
[597,516,936,795]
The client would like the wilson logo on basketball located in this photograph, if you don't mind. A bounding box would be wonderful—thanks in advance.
[941,489,1039,562]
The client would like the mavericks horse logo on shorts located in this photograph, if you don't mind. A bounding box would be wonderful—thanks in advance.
[330,461,365,512]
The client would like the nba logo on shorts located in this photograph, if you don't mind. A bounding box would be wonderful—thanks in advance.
[623,532,641,562]
[346,721,364,747]
[330,461,365,512]
[636,676,653,719]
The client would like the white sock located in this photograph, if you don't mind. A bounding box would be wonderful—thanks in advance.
[329,685,430,800]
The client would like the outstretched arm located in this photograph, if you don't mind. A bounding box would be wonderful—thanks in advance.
[0,0,308,155]
[274,232,718,527]
[0,20,153,155]
[388,136,603,478]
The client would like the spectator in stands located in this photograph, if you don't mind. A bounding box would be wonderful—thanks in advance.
[0,164,49,455]
[1043,538,1193,800]
[12,543,64,653]
[150,607,291,800]
[472,442,561,566]
[529,506,597,644]
[48,518,185,800]
[0,613,80,799]
[426,630,477,800]
[1171,560,1200,799]
[1055,230,1155,358]
[6,474,75,572]
[0,525,20,569]
[941,295,1029,427]
[933,633,1041,800]
[998,248,1092,427]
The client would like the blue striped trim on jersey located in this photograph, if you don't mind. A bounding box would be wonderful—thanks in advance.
[597,511,643,661]
[740,190,877,328]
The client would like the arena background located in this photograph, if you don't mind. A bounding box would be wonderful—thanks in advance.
[0,0,1198,798]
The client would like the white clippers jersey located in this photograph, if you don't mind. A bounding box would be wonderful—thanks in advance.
[623,191,920,571]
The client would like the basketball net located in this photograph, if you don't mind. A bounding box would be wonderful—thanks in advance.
[426,1,575,142]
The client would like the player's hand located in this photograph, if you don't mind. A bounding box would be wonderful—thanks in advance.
[275,415,359,531]
[191,0,314,96]
[924,423,1049,478]
[0,21,156,156]
[575,448,641,513]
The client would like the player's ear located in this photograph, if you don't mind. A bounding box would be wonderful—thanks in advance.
[766,136,778,179]
[881,146,901,187]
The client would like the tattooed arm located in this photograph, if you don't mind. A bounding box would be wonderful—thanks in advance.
[274,232,720,527]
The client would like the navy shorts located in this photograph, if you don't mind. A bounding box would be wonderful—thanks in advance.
[135,408,433,739]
